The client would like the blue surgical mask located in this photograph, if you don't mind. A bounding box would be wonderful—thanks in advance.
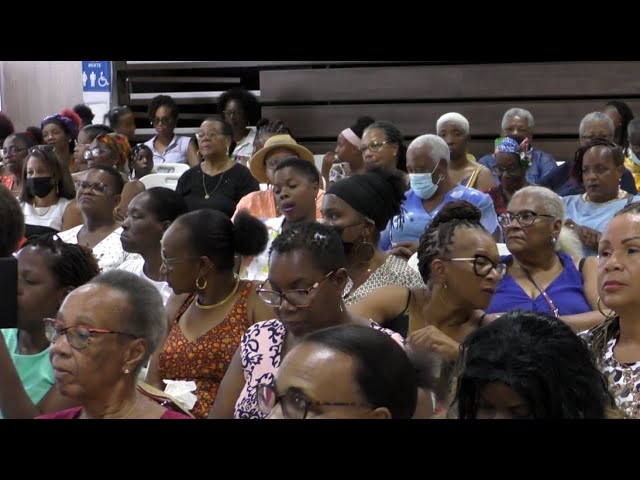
[409,160,442,199]
[631,150,640,167]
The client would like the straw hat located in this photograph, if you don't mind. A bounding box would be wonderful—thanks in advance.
[249,134,315,183]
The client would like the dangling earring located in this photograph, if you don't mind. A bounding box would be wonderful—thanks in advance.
[597,296,615,319]
[123,368,130,375]
[551,237,557,246]
[354,233,375,264]
[444,282,448,289]
[195,276,208,290]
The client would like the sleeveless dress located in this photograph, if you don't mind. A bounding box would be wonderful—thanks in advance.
[233,319,405,419]
[158,282,255,419]
[485,252,591,315]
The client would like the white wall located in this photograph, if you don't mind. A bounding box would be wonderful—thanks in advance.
[0,61,84,130]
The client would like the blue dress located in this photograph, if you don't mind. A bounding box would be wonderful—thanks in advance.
[379,186,498,251]
[478,147,558,184]
[485,253,591,316]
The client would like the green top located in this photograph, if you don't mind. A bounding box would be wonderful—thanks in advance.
[0,329,54,419]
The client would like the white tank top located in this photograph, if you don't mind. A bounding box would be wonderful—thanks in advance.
[22,197,71,231]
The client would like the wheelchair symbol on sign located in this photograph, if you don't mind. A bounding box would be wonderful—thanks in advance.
[98,71,109,88]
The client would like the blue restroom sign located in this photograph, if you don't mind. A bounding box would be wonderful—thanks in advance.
[82,61,111,92]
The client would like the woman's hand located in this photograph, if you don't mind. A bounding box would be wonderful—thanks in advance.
[389,241,419,260]
[408,325,460,362]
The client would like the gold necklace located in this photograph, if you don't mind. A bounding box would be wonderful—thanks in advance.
[201,161,230,199]
[31,201,52,217]
[195,275,241,309]
[581,188,628,205]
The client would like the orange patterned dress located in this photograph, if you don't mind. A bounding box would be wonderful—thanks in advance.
[158,281,255,419]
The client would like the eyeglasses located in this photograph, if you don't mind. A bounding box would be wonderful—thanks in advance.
[0,146,28,158]
[151,117,173,126]
[28,145,55,155]
[358,141,391,155]
[446,255,507,280]
[83,147,111,160]
[74,180,110,195]
[491,164,522,176]
[498,210,556,228]
[256,271,334,308]
[44,318,139,350]
[222,109,242,118]
[160,254,200,271]
[257,383,369,419]
[195,131,226,141]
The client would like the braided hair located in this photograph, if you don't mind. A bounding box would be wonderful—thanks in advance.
[417,200,486,288]
[363,121,407,173]
[24,233,100,285]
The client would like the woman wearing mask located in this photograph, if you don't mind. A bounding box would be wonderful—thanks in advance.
[19,146,81,239]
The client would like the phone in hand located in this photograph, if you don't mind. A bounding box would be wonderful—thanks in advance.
[0,257,18,329]
[329,162,352,182]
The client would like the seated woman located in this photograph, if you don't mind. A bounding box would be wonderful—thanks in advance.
[321,116,375,187]
[0,234,99,418]
[262,325,419,419]
[436,112,495,191]
[563,139,640,256]
[72,124,113,175]
[19,145,81,239]
[81,133,146,222]
[486,185,604,332]
[107,105,137,144]
[209,222,405,419]
[144,95,199,166]
[1,132,36,195]
[486,136,530,216]
[453,310,619,419]
[350,201,504,355]
[175,116,259,217]
[217,87,261,166]
[40,110,81,172]
[118,188,189,305]
[323,167,424,307]
[58,165,136,272]
[381,134,499,255]
[145,209,273,418]
[584,201,640,418]
[235,133,324,221]
[128,144,154,180]
[240,157,320,281]
[37,270,191,419]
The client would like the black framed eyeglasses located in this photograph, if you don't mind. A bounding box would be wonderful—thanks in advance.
[151,116,173,126]
[257,383,369,419]
[256,271,334,308]
[0,146,28,158]
[74,180,110,195]
[446,255,507,280]
[491,164,522,176]
[358,141,390,155]
[498,210,555,228]
[44,318,139,350]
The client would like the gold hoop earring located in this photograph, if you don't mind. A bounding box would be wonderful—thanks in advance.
[597,296,615,319]
[354,235,375,263]
[195,276,207,290]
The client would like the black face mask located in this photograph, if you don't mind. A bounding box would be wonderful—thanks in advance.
[332,222,363,256]
[27,177,54,198]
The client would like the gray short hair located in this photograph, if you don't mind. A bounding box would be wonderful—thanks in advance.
[510,186,582,257]
[436,113,470,135]
[408,134,450,163]
[579,112,614,138]
[88,270,167,374]
[502,108,535,130]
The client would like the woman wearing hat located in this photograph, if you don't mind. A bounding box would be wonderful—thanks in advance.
[175,116,259,216]
[233,134,325,221]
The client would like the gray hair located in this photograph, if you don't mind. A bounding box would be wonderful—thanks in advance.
[88,270,167,375]
[579,112,614,138]
[502,108,535,130]
[408,134,450,163]
[436,113,470,135]
[511,186,582,257]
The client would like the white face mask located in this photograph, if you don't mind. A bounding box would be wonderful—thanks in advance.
[409,159,443,199]
[631,150,640,167]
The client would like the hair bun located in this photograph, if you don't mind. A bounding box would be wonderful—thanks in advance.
[430,200,481,229]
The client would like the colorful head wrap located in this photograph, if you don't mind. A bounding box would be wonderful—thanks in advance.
[495,136,531,169]
[96,133,131,167]
[40,113,79,140]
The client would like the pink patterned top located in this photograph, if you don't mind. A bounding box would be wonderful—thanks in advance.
[233,318,405,419]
